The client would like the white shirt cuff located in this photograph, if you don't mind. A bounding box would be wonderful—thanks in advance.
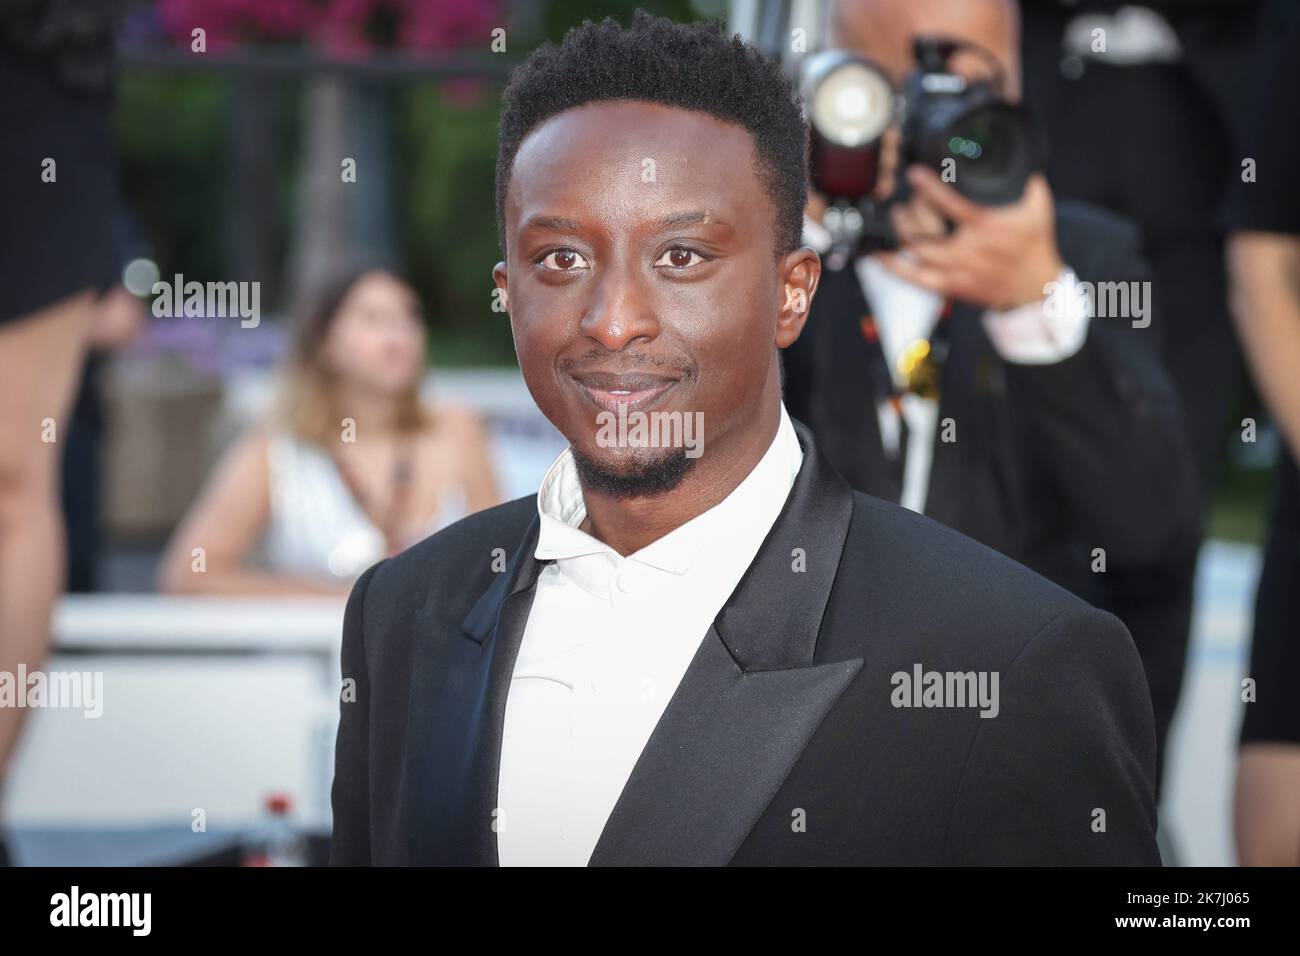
[981,266,1092,365]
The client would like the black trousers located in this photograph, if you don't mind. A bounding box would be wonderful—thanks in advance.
[1242,453,1300,745]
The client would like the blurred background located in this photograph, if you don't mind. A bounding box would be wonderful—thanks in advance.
[0,0,1289,866]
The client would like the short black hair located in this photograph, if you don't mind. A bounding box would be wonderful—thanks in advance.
[495,10,808,256]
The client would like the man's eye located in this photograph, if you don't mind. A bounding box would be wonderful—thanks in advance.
[655,247,705,269]
[539,249,589,271]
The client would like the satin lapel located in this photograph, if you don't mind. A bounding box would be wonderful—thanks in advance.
[588,422,864,865]
[404,511,544,865]
[586,624,862,866]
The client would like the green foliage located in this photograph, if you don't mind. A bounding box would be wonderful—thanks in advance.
[114,71,230,283]
[1208,462,1272,546]
[396,82,517,366]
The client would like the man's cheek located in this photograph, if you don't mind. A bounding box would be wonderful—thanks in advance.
[510,308,553,363]
[509,323,557,405]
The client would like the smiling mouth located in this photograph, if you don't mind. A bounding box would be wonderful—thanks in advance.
[570,371,680,413]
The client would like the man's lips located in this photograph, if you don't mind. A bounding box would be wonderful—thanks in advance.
[570,371,681,413]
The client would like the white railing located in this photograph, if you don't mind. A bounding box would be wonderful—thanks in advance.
[7,596,349,836]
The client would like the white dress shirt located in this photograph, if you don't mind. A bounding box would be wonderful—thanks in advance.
[496,403,804,866]
[803,214,1091,514]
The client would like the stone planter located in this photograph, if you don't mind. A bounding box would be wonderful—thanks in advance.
[101,358,225,539]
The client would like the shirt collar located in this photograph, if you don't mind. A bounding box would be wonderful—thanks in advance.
[534,402,804,578]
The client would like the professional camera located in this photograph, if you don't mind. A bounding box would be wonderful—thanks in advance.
[801,36,1039,264]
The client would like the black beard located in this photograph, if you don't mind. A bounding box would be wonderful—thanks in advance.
[569,445,697,499]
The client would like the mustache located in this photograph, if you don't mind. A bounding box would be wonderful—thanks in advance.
[559,349,696,381]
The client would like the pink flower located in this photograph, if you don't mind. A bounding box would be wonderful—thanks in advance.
[157,0,316,50]
[156,0,501,56]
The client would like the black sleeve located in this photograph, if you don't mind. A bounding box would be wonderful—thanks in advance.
[1222,15,1300,236]
[944,606,1162,865]
[328,560,384,866]
[1002,211,1201,568]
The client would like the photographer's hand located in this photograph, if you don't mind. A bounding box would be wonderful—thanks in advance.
[878,166,1063,310]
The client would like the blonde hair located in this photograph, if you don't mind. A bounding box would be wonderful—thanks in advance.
[272,267,432,447]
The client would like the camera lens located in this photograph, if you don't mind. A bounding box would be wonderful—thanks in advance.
[936,104,1033,204]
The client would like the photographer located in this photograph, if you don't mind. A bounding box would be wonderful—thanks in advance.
[783,0,1200,793]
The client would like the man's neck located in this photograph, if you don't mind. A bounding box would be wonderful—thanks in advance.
[576,400,782,556]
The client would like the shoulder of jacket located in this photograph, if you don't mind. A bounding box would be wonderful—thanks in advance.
[843,491,1095,634]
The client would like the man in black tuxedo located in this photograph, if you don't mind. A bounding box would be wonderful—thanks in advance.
[330,11,1160,866]
[783,0,1201,796]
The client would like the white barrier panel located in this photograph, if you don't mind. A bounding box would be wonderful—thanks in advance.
[4,596,346,833]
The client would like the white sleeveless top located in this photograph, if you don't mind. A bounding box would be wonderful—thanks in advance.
[263,432,468,581]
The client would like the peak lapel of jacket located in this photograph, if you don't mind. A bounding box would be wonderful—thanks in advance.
[404,510,545,865]
[714,418,856,670]
[461,510,545,644]
[588,422,864,865]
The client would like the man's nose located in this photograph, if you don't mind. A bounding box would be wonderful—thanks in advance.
[580,261,660,351]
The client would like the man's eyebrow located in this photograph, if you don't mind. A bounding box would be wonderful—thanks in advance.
[519,210,732,235]
[655,210,727,230]
[520,214,584,233]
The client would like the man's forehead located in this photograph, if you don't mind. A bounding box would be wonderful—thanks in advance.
[505,100,761,231]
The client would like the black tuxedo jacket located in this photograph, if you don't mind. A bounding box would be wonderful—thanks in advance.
[329,421,1161,866]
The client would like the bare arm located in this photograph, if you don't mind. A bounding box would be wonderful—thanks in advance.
[1228,231,1300,462]
[1229,231,1300,866]
[156,428,349,597]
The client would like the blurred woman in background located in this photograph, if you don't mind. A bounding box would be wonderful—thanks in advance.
[158,266,501,596]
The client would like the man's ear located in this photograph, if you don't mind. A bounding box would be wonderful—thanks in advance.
[492,261,509,313]
[775,246,821,348]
